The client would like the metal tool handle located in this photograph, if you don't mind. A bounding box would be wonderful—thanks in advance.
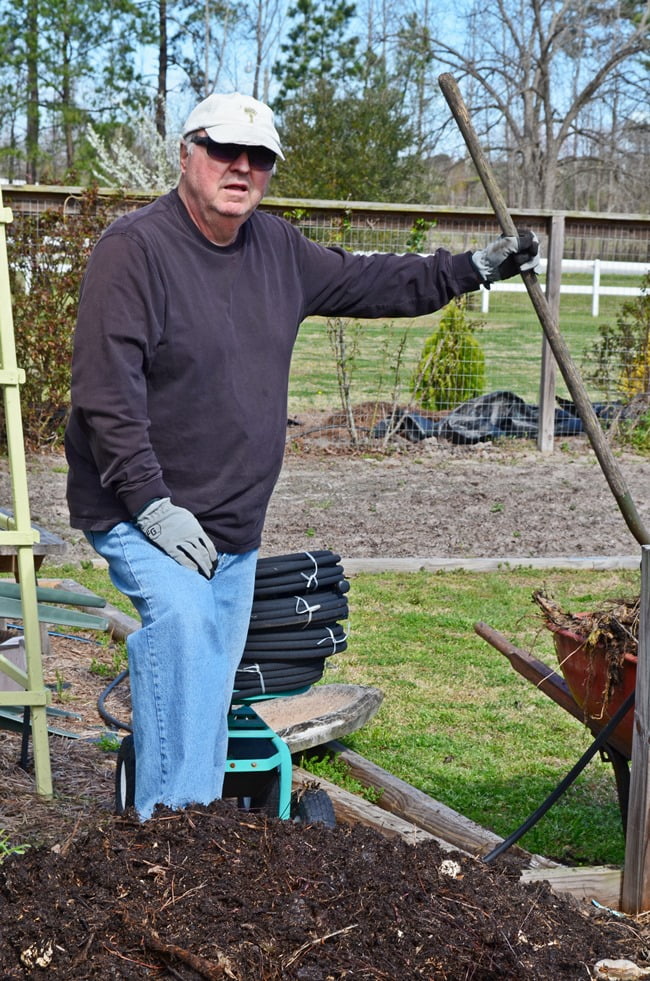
[439,72,649,547]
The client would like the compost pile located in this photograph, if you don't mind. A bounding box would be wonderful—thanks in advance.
[1,791,650,981]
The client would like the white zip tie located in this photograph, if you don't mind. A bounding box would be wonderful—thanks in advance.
[238,663,266,695]
[317,625,348,655]
[294,595,321,626]
[300,550,319,591]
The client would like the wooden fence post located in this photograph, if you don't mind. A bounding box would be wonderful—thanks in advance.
[622,546,650,913]
[537,214,564,453]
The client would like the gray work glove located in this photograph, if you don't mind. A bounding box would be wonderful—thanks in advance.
[471,229,540,287]
[134,497,217,579]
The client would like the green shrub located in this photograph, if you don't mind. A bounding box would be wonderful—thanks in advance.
[410,296,486,411]
[622,407,650,454]
[5,186,119,447]
[405,217,436,253]
[584,271,650,401]
[582,272,650,451]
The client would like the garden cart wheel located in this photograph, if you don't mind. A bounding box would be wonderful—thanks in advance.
[292,788,336,828]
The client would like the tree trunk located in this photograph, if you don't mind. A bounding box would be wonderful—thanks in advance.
[156,0,167,139]
[25,0,39,183]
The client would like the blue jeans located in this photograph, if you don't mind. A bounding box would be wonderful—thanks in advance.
[86,523,258,821]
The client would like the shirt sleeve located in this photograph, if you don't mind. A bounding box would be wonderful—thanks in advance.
[70,231,171,516]
[288,231,482,320]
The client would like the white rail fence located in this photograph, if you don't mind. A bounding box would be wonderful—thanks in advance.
[481,259,649,317]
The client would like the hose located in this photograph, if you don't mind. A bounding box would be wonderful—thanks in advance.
[482,688,635,864]
[96,668,132,733]
[96,549,349,721]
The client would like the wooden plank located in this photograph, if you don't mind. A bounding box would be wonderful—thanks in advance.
[0,595,108,630]
[475,621,580,717]
[292,766,444,848]
[0,507,66,558]
[521,865,622,909]
[324,741,558,869]
[254,684,384,754]
[60,579,140,639]
[622,546,650,913]
[0,581,106,607]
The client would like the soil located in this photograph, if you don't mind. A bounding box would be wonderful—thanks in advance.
[15,420,650,567]
[2,794,649,981]
[2,422,650,979]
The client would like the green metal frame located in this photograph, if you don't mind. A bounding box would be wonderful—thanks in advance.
[0,187,52,795]
[225,702,294,819]
[0,188,108,796]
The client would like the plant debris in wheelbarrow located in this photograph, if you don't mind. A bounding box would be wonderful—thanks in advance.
[533,589,639,754]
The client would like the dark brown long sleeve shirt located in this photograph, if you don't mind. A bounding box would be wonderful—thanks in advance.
[65,189,481,553]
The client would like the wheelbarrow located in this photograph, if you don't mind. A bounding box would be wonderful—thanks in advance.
[474,620,634,833]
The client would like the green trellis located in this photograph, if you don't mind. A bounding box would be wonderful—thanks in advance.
[0,188,108,796]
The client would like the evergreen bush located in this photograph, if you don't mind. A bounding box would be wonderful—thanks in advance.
[410,297,486,411]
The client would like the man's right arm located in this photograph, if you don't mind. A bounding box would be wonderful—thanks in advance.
[70,232,170,516]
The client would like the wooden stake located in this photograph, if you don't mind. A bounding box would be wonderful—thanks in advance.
[622,545,650,913]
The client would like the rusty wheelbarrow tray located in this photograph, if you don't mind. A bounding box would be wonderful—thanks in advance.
[474,620,634,832]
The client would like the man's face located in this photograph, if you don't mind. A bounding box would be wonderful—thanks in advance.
[179,132,273,234]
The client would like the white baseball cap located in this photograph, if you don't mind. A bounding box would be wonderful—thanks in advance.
[182,92,285,160]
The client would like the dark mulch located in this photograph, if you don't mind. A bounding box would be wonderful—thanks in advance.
[2,443,650,979]
[0,796,649,980]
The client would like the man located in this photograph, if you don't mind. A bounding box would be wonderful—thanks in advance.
[65,92,539,820]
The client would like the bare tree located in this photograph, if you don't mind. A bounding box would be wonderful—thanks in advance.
[244,0,285,101]
[168,0,235,99]
[424,0,650,210]
[156,0,168,139]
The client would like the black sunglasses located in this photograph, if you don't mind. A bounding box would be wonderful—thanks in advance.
[188,136,276,172]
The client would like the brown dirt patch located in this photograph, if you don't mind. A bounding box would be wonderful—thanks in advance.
[9,418,650,567]
[2,431,650,978]
[265,415,650,563]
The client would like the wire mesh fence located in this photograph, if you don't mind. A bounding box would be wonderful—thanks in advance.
[266,204,650,452]
[288,286,650,454]
[3,186,650,452]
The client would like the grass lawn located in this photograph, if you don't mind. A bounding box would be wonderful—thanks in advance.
[46,561,639,868]
[333,565,638,868]
[288,281,630,414]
